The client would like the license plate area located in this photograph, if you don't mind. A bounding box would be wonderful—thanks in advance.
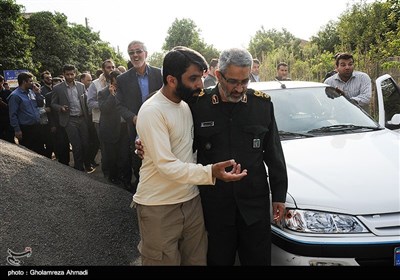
[395,247,400,266]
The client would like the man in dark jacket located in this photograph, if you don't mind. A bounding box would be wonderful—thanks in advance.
[98,70,132,189]
[51,64,94,173]
[115,40,163,192]
[191,48,287,266]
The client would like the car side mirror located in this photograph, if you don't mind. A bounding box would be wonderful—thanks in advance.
[388,114,400,125]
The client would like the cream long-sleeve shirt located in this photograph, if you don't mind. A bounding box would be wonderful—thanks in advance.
[133,91,215,206]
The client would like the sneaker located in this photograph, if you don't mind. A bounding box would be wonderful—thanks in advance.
[85,166,96,174]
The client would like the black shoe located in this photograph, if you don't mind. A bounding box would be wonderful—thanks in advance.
[85,166,96,174]
[91,162,99,168]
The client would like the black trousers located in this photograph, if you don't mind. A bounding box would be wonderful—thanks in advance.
[19,124,45,155]
[0,121,15,143]
[64,116,90,171]
[205,205,271,266]
[54,126,70,165]
[102,123,131,182]
[87,119,100,165]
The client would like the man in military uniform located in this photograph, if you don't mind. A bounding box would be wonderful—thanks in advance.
[191,48,288,266]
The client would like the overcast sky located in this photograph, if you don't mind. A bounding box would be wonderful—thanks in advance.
[15,0,375,58]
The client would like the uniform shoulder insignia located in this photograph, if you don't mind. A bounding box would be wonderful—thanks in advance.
[196,88,212,98]
[252,90,270,100]
[211,94,219,104]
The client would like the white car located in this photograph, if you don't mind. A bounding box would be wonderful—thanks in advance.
[249,75,400,266]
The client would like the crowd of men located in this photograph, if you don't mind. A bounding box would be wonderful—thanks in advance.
[0,44,372,266]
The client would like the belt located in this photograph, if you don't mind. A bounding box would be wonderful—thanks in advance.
[70,115,83,118]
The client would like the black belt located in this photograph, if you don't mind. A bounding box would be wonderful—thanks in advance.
[70,115,83,118]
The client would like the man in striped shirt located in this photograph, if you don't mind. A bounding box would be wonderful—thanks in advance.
[324,53,372,113]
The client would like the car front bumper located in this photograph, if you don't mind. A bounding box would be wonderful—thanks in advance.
[271,227,400,266]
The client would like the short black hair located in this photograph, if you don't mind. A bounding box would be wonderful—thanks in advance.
[335,53,353,66]
[162,46,208,85]
[17,72,34,85]
[277,62,288,70]
[63,64,76,73]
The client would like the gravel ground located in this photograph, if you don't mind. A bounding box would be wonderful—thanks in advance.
[0,140,141,266]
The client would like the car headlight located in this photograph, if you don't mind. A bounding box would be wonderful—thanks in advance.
[284,209,369,233]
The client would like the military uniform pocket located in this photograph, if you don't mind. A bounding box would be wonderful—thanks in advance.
[242,125,268,152]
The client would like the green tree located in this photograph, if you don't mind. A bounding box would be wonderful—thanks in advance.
[148,51,166,69]
[162,18,202,51]
[70,24,125,73]
[26,11,76,75]
[0,0,35,72]
[26,11,125,76]
[248,26,275,61]
[248,27,302,63]
[162,18,219,64]
[335,0,400,79]
[311,20,340,54]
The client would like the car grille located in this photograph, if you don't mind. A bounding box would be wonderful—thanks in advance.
[358,212,400,236]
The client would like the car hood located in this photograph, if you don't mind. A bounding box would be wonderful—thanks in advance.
[282,129,400,215]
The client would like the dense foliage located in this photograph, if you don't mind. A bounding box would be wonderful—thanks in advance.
[0,0,125,77]
[247,0,400,82]
[0,0,399,82]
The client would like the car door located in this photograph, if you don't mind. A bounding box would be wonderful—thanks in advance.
[375,74,400,131]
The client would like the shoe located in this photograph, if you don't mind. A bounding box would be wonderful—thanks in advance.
[85,166,96,174]
[91,162,99,168]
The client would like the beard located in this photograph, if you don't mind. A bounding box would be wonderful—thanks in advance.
[175,80,201,103]
[219,83,244,103]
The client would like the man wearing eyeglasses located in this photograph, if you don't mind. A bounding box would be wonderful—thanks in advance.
[116,40,163,193]
[191,48,288,266]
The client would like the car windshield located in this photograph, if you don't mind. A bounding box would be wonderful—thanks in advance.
[262,86,380,135]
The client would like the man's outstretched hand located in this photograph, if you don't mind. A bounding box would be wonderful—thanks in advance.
[212,160,247,182]
[135,139,247,182]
